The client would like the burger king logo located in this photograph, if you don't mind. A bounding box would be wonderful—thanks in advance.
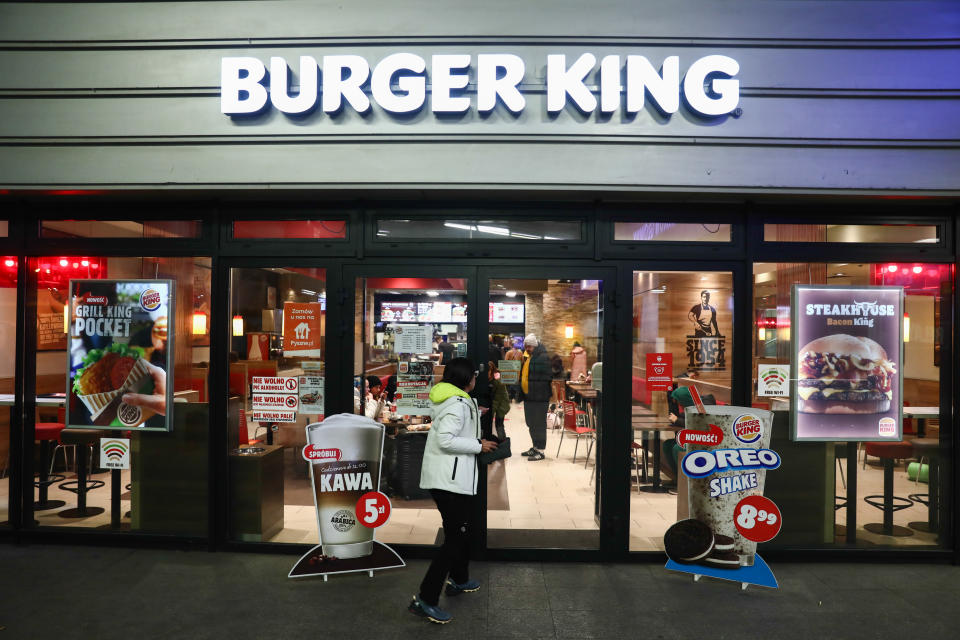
[733,414,763,444]
[139,288,162,312]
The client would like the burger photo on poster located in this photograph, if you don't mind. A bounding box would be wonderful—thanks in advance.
[797,334,897,415]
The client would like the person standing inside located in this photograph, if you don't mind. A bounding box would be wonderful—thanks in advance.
[569,341,588,381]
[519,334,551,461]
[487,361,510,441]
[409,358,498,624]
[438,335,456,365]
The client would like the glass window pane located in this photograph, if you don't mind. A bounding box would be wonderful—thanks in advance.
[232,220,347,240]
[226,267,326,544]
[753,262,951,549]
[0,221,8,237]
[376,219,581,241]
[763,224,938,244]
[0,256,15,527]
[615,222,731,242]
[32,256,211,534]
[41,220,201,239]
[630,271,733,552]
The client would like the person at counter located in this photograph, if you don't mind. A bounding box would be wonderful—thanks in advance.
[520,334,551,461]
[409,357,498,625]
[503,338,524,401]
[437,336,456,365]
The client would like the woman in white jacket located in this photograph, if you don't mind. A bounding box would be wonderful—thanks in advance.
[408,358,498,624]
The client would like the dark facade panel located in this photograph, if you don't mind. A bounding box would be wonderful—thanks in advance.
[0,0,957,42]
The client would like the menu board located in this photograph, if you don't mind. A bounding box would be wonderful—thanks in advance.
[489,302,524,323]
[67,279,175,432]
[381,302,417,323]
[393,324,434,354]
[791,285,903,442]
[396,360,434,415]
[381,300,469,324]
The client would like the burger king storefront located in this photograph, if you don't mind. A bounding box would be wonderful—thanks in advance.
[0,1,958,565]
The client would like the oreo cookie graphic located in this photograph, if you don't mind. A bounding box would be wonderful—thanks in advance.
[702,550,740,570]
[713,533,735,552]
[664,519,715,563]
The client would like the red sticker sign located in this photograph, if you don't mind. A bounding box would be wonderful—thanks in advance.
[734,495,782,543]
[356,491,391,529]
[677,423,724,447]
[645,352,673,391]
[301,445,341,462]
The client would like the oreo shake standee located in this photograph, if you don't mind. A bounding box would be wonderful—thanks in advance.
[682,406,776,568]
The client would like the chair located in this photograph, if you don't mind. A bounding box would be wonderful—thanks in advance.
[908,437,942,533]
[34,410,68,510]
[862,440,915,536]
[44,407,76,476]
[555,401,594,463]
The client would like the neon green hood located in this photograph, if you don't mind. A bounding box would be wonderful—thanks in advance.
[429,382,470,404]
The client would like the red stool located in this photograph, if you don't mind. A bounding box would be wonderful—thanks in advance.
[34,421,67,511]
[863,441,915,536]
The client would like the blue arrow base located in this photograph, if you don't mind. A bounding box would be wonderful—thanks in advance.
[665,554,778,589]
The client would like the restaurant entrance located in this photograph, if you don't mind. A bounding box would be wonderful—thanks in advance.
[342,264,619,557]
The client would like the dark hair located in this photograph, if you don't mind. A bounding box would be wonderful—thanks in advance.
[700,290,711,301]
[366,375,382,390]
[385,374,398,402]
[442,357,476,390]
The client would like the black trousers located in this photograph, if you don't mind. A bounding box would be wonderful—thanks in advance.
[524,400,548,449]
[419,489,475,606]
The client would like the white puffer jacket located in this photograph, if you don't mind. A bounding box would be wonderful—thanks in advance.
[419,384,482,495]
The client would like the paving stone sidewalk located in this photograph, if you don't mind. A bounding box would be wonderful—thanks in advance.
[1,544,957,639]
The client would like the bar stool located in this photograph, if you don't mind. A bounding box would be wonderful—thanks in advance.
[34,421,67,511]
[58,428,106,518]
[908,438,941,533]
[863,440,914,537]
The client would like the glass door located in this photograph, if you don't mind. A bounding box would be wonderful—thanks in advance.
[478,268,614,551]
[628,269,734,552]
[349,267,475,549]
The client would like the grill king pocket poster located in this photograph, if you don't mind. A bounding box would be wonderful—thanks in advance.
[791,285,903,442]
[67,279,175,432]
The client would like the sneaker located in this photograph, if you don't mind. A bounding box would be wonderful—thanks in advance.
[408,595,452,624]
[445,578,481,596]
[520,447,537,457]
[527,450,545,461]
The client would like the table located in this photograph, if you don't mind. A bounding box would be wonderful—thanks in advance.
[565,382,597,399]
[903,406,939,437]
[632,419,679,493]
[0,394,68,511]
[0,393,66,408]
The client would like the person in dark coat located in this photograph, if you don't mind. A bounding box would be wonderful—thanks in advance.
[519,334,551,461]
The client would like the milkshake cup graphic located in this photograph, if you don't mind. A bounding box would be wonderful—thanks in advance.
[304,415,384,559]
[683,406,775,567]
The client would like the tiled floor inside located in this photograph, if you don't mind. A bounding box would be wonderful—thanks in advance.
[3,405,943,551]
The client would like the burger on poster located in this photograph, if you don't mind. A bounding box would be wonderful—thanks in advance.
[797,334,896,414]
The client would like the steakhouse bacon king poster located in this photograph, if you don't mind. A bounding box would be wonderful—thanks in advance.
[791,285,903,442]
[67,279,175,432]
